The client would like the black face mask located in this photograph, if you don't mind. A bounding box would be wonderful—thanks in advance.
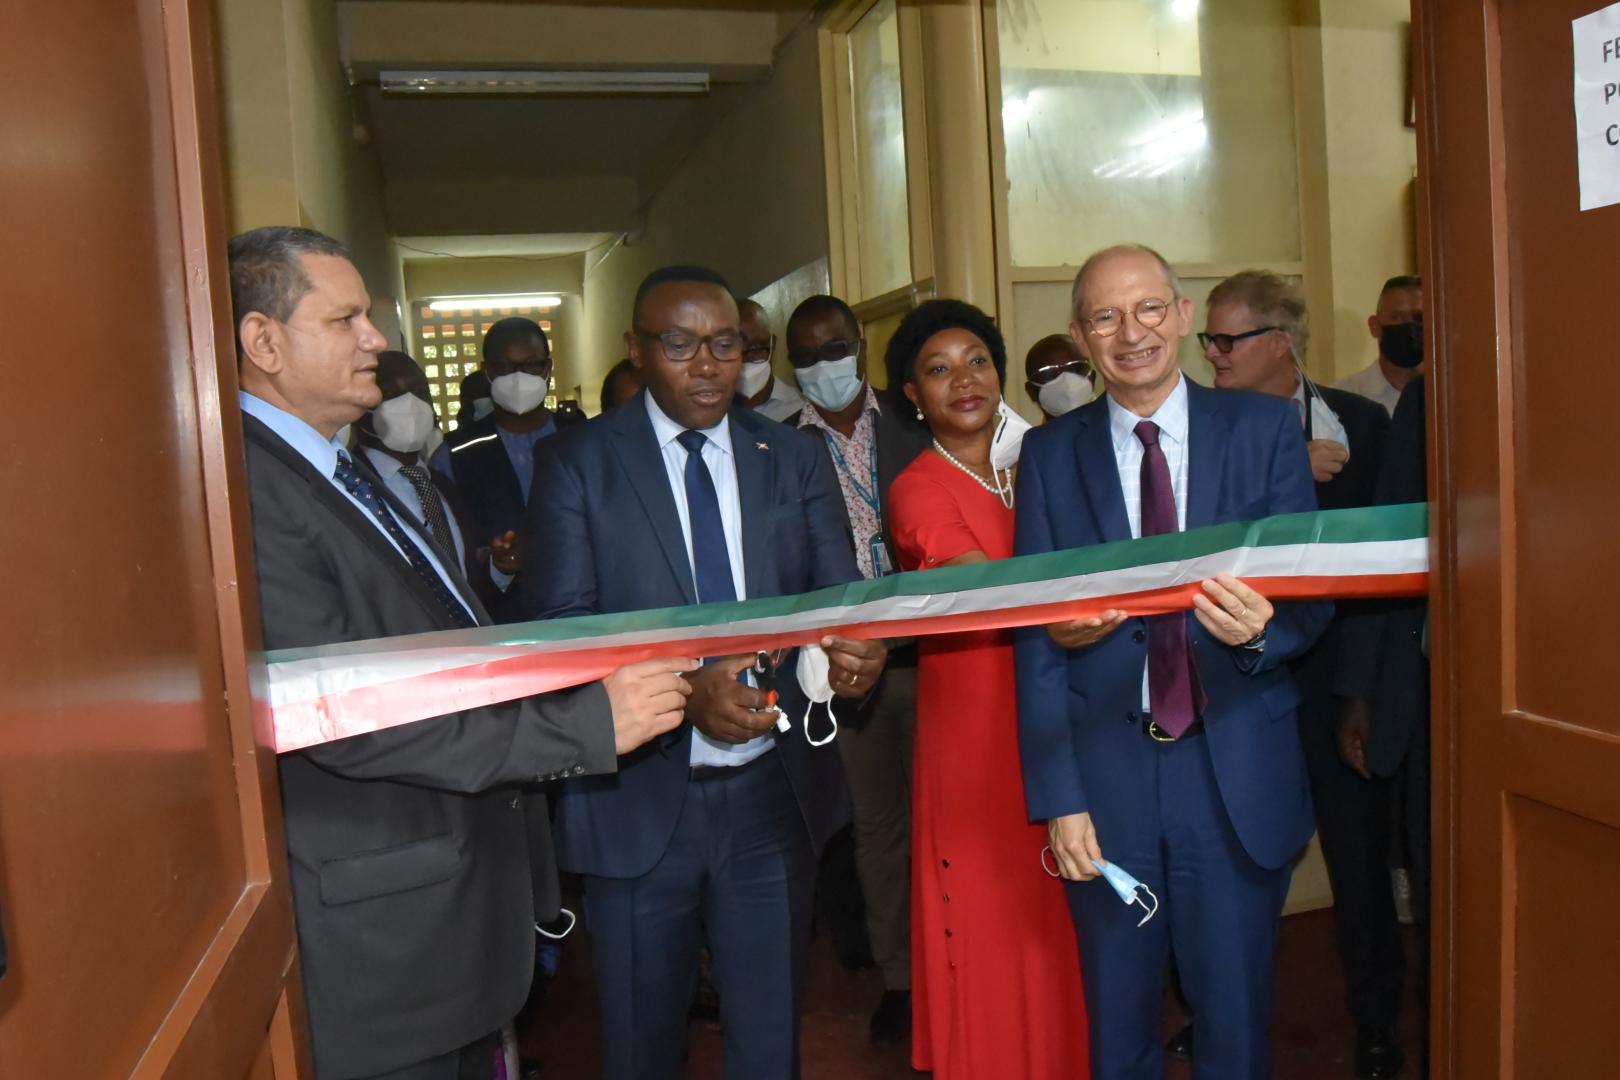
[1380,320,1424,369]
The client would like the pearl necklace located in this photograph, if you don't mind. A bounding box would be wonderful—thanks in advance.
[932,440,1014,509]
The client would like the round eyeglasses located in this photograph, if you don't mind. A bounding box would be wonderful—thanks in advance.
[1082,298,1171,338]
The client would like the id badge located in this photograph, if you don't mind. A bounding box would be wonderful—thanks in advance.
[869,537,895,577]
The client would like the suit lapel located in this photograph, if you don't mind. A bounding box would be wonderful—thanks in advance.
[244,416,477,625]
[1073,401,1132,543]
[351,452,488,621]
[610,397,698,604]
[731,409,773,601]
[1185,381,1230,531]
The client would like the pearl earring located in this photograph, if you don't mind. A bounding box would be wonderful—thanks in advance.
[916,407,924,420]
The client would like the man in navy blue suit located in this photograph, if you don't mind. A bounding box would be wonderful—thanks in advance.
[1014,244,1331,1079]
[521,265,888,1080]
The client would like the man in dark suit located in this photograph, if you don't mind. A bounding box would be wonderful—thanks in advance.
[432,319,557,616]
[229,226,694,1080]
[1015,244,1332,1080]
[1203,271,1402,1078]
[781,293,928,1043]
[521,265,888,1080]
[1336,375,1431,1077]
[356,350,520,611]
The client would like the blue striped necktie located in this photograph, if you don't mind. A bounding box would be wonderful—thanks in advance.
[333,451,476,629]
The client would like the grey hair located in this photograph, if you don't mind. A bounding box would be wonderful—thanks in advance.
[1207,270,1309,357]
[227,226,353,350]
[1069,243,1184,322]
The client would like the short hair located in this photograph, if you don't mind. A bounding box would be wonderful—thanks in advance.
[227,226,352,352]
[632,265,734,326]
[737,297,768,321]
[599,358,637,412]
[482,316,549,365]
[458,367,490,400]
[1206,270,1309,356]
[787,294,859,341]
[1069,243,1184,321]
[1380,274,1422,298]
[884,299,1007,391]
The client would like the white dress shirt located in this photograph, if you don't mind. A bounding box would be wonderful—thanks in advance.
[240,392,477,623]
[644,393,773,767]
[1334,361,1402,416]
[755,376,806,423]
[1106,376,1191,711]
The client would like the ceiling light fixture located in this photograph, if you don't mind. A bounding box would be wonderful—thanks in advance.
[429,295,562,312]
[380,70,710,96]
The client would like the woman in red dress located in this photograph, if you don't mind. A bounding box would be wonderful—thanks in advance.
[884,300,1089,1079]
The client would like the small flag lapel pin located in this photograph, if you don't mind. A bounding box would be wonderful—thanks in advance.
[756,440,770,451]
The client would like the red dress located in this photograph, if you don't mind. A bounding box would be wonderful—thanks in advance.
[889,450,1090,1080]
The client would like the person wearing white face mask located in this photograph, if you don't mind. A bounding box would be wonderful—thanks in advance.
[786,294,929,1046]
[432,317,558,621]
[1023,334,1095,421]
[735,298,804,422]
[358,351,522,605]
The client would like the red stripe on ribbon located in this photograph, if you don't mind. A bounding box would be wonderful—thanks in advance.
[273,571,1426,753]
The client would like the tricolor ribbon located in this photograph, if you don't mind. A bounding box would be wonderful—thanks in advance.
[266,504,1428,754]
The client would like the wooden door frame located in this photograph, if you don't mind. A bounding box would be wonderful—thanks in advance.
[133,1,308,1074]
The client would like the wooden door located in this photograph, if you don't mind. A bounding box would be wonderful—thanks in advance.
[1418,0,1620,1076]
[0,2,306,1077]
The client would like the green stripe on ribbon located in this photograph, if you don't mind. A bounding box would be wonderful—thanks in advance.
[265,503,1427,665]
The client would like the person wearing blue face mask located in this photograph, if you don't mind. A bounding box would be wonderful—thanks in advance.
[786,294,930,1045]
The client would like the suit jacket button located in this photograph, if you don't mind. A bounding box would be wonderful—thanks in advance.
[509,796,520,809]
[571,764,584,775]
[1133,629,1147,644]
[1126,710,1139,724]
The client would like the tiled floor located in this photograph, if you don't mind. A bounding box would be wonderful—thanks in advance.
[522,908,1423,1078]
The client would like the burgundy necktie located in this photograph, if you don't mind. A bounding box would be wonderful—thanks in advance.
[1135,420,1206,737]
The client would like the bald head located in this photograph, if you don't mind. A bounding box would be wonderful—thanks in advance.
[1070,243,1183,322]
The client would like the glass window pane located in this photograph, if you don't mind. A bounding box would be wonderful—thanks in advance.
[443,344,458,359]
[461,324,475,337]
[429,383,441,396]
[996,0,1301,267]
[848,0,911,298]
[425,365,439,378]
[462,343,477,358]
[423,345,438,359]
[444,362,460,377]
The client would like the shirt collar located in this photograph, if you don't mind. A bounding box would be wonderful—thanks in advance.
[798,383,880,432]
[1107,374,1189,452]
[240,391,345,478]
[645,389,733,457]
[360,442,407,479]
[496,417,556,446]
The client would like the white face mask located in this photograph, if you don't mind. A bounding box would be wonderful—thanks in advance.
[490,371,549,415]
[371,393,437,453]
[1037,371,1093,417]
[738,358,774,398]
[795,354,863,412]
[989,398,1032,471]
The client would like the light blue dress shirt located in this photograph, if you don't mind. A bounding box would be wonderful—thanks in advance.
[643,392,773,768]
[1106,375,1190,711]
[360,443,516,592]
[428,417,557,502]
[241,392,477,623]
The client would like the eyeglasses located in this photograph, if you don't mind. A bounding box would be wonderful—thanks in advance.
[743,334,775,364]
[1196,326,1279,354]
[1081,298,1172,338]
[634,327,744,362]
[1029,356,1093,385]
[787,338,858,368]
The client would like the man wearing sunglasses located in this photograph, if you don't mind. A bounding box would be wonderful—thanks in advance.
[1024,333,1095,420]
[1013,244,1331,1080]
[1201,271,1404,1079]
[734,297,804,421]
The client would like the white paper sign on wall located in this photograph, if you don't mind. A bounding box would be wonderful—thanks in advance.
[1574,2,1620,211]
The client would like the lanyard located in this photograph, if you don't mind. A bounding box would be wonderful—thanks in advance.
[821,427,880,517]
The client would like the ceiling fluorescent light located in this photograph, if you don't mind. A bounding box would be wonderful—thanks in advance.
[430,295,562,312]
[381,70,709,96]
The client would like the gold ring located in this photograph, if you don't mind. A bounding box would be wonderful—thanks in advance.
[1237,606,1249,619]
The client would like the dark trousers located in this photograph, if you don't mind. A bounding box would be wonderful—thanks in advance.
[1065,734,1292,1080]
[1298,705,1406,1030]
[360,1031,500,1080]
[583,753,816,1080]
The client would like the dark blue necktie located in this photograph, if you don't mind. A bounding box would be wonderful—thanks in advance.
[333,451,477,630]
[676,430,737,604]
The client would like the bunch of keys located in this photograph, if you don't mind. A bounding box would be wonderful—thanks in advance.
[751,649,791,732]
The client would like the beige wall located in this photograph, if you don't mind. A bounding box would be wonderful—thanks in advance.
[217,0,405,347]
[575,26,829,413]
[1296,0,1418,382]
